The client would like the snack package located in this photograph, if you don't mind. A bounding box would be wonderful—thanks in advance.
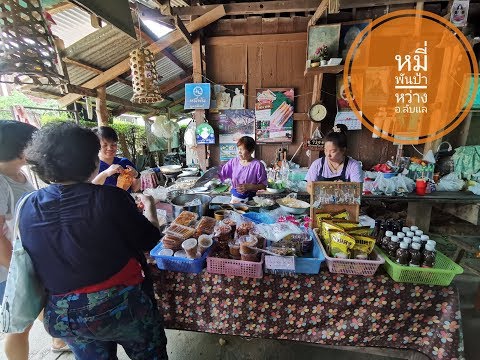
[329,231,356,258]
[194,216,217,237]
[256,222,303,243]
[347,226,374,236]
[331,209,350,220]
[332,220,360,229]
[352,235,376,255]
[321,221,345,246]
[162,235,184,250]
[164,223,195,240]
[173,211,198,227]
[117,168,134,190]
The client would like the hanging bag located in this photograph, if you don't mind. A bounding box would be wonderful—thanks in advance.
[1,191,47,333]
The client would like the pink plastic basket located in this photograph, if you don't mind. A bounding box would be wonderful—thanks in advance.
[314,229,384,276]
[207,240,265,278]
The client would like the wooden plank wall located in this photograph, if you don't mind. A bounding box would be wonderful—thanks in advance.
[204,14,425,169]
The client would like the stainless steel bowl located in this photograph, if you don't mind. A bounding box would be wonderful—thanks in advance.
[171,194,211,218]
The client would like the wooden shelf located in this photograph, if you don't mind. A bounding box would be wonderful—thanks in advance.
[304,65,344,77]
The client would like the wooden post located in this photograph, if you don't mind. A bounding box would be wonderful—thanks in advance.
[192,35,207,170]
[96,86,109,126]
[308,73,323,166]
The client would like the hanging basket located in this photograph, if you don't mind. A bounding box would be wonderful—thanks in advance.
[0,0,66,85]
[129,47,164,104]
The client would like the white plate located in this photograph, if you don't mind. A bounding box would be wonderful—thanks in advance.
[160,165,182,174]
[191,187,209,193]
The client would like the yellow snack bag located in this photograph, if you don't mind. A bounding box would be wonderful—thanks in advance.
[353,235,376,255]
[331,209,349,220]
[321,221,345,246]
[347,226,373,236]
[329,231,356,258]
[332,220,360,229]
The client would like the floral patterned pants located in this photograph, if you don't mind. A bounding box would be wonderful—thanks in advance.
[44,284,168,360]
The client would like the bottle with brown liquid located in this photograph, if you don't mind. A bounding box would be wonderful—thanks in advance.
[396,241,410,265]
[422,243,436,268]
[388,236,400,258]
[381,231,393,250]
[409,242,422,267]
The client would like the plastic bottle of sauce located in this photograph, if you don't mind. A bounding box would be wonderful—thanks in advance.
[414,230,424,237]
[409,242,422,267]
[396,241,410,265]
[388,236,400,258]
[373,219,383,238]
[381,230,393,250]
[420,234,429,251]
[402,227,410,234]
[397,232,405,242]
[422,242,436,268]
[403,237,412,247]
[406,231,415,239]
[410,225,419,232]
[376,222,386,244]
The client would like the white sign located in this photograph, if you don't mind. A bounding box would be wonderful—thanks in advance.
[450,0,469,27]
[264,255,296,271]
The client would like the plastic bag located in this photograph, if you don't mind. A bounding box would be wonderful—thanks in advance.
[467,181,480,195]
[394,174,415,193]
[254,222,303,242]
[143,186,169,202]
[372,175,395,195]
[437,173,464,191]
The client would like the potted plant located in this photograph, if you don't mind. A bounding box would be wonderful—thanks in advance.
[313,45,329,66]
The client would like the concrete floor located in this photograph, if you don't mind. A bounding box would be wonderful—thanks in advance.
[0,272,478,360]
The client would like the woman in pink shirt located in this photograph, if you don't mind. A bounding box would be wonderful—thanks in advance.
[219,136,267,203]
[306,125,363,193]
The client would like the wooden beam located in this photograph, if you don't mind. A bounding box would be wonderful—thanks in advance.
[175,15,192,44]
[205,32,306,46]
[46,1,76,14]
[160,73,193,95]
[174,0,321,17]
[162,49,190,72]
[66,84,156,112]
[96,86,109,126]
[308,0,329,26]
[58,5,226,108]
[168,97,185,107]
[63,57,132,87]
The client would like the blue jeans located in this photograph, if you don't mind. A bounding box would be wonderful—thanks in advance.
[44,284,168,360]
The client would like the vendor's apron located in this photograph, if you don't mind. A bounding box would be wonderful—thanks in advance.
[317,157,350,182]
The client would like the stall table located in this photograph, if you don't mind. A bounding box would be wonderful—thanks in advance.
[363,191,480,231]
[148,259,464,360]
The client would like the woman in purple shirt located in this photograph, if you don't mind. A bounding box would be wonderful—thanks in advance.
[219,136,267,203]
[306,125,363,192]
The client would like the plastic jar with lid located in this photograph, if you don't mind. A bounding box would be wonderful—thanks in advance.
[409,242,422,267]
[396,241,410,265]
[410,225,419,232]
[422,243,436,268]
[388,236,400,258]
[381,230,393,249]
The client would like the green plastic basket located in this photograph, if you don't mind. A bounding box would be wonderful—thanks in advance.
[375,246,463,286]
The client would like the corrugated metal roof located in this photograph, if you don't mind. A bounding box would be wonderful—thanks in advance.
[34,4,193,113]
[51,7,97,47]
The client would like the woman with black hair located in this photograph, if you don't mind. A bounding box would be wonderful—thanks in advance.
[19,123,167,359]
[306,124,363,190]
[91,126,140,192]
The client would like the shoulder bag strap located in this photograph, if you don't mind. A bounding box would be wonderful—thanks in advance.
[0,175,15,216]
[12,192,34,244]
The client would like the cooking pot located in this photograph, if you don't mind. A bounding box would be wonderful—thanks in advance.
[171,194,211,218]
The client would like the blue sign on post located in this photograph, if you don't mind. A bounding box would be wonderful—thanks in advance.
[184,83,211,109]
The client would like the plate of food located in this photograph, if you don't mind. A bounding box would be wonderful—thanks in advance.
[266,180,285,194]
[276,197,310,215]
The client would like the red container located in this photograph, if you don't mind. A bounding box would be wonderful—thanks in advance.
[416,179,427,196]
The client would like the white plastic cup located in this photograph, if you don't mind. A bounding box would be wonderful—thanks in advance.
[182,238,198,259]
[198,235,213,254]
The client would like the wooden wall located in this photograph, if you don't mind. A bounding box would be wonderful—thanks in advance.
[203,16,417,169]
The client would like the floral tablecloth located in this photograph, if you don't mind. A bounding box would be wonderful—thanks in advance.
[148,264,464,360]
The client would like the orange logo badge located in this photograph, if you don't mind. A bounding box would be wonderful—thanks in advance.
[344,10,478,144]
